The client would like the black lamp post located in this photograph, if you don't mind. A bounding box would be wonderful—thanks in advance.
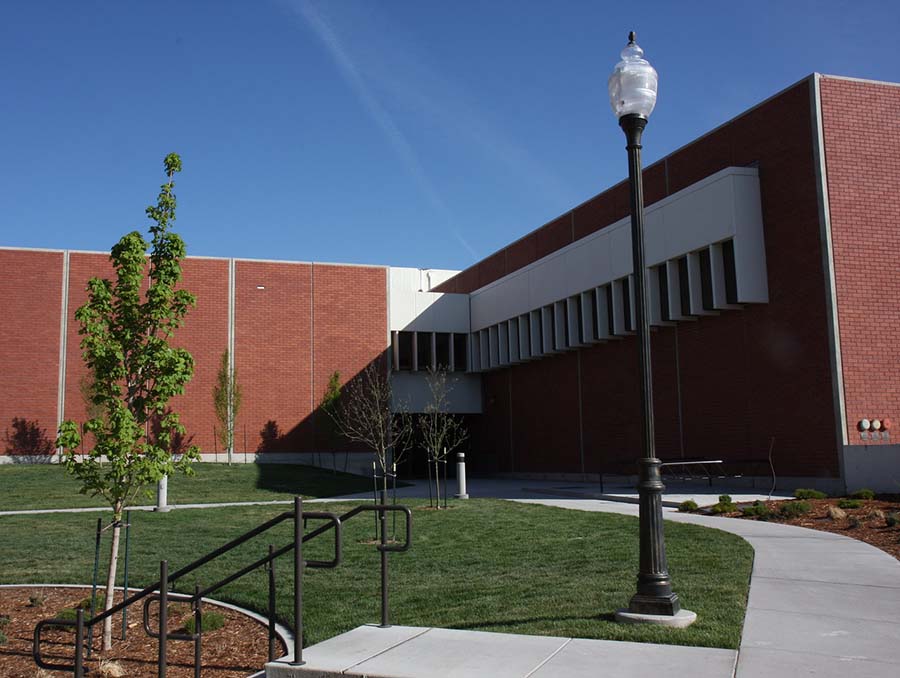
[609,32,695,626]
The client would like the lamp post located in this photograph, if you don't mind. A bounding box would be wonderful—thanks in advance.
[609,32,695,627]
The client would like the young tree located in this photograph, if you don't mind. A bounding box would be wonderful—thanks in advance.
[419,368,468,507]
[56,153,199,650]
[319,370,342,473]
[333,362,411,496]
[212,349,242,464]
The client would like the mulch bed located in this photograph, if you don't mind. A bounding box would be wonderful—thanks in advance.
[0,587,285,677]
[724,495,900,561]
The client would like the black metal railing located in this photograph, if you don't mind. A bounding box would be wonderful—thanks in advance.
[33,495,412,677]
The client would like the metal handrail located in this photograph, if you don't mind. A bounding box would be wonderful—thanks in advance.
[33,495,412,676]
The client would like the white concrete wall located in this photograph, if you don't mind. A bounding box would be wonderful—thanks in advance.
[469,167,768,332]
[390,372,482,414]
[389,266,469,333]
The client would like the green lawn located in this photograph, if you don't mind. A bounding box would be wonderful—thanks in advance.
[0,499,752,649]
[0,463,377,511]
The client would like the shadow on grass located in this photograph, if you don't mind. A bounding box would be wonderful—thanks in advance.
[254,462,377,499]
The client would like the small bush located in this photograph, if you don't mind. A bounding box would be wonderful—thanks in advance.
[181,610,225,635]
[827,505,847,521]
[850,489,875,501]
[838,499,862,510]
[886,512,900,528]
[78,593,106,611]
[710,494,738,514]
[741,501,772,520]
[0,629,7,646]
[848,515,861,529]
[678,500,698,513]
[794,488,827,500]
[0,614,10,628]
[779,500,811,519]
[29,592,46,607]
[47,608,78,631]
[869,509,885,522]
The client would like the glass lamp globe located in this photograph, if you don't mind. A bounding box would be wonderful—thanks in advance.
[608,32,658,120]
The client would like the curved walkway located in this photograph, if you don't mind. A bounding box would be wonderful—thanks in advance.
[521,497,900,678]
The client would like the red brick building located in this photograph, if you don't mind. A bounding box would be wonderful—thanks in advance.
[1,74,898,492]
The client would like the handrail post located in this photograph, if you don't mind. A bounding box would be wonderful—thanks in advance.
[268,543,277,662]
[159,560,168,678]
[379,490,389,628]
[74,608,85,678]
[193,583,202,678]
[292,496,305,666]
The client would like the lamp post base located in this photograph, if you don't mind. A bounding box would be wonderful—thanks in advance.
[615,608,697,628]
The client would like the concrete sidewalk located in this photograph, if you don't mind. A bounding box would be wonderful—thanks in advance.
[268,484,900,678]
[265,625,737,678]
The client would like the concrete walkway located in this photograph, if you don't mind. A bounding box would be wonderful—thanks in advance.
[267,480,900,678]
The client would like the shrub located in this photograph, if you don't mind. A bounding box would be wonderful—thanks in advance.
[741,501,772,520]
[886,512,900,528]
[827,505,847,521]
[850,489,875,501]
[779,500,811,519]
[47,608,78,631]
[848,515,861,529]
[794,488,827,500]
[678,500,698,513]
[0,629,7,646]
[869,509,885,522]
[0,614,10,628]
[181,610,225,635]
[3,417,54,456]
[838,499,862,510]
[29,591,46,607]
[78,593,106,611]
[709,494,738,514]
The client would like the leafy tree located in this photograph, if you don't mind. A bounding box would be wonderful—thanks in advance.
[212,349,242,464]
[56,153,199,650]
[418,368,468,508]
[333,362,412,496]
[319,370,342,472]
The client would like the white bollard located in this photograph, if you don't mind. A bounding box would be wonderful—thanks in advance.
[155,475,171,512]
[455,452,469,499]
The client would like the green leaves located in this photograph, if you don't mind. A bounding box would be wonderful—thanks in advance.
[56,153,198,513]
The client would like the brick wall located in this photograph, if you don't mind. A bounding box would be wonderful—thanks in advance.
[820,77,900,445]
[459,78,842,478]
[1,250,388,459]
[0,250,63,451]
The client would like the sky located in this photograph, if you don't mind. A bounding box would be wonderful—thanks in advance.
[1,1,898,272]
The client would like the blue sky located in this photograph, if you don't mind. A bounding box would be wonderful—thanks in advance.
[2,1,898,271]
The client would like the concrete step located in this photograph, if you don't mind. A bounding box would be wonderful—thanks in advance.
[264,625,736,678]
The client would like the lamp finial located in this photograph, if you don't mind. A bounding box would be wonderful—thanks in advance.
[628,31,635,45]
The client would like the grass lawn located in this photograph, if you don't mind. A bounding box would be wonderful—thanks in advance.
[0,499,752,649]
[0,463,378,511]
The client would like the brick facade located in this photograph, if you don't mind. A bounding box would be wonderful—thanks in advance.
[0,250,388,459]
[3,74,897,482]
[820,77,900,445]
[439,77,844,479]
[0,250,63,450]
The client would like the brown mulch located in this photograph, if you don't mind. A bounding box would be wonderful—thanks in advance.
[0,587,285,678]
[726,495,900,561]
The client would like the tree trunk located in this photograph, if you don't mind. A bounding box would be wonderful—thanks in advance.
[102,507,123,651]
[434,459,441,509]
